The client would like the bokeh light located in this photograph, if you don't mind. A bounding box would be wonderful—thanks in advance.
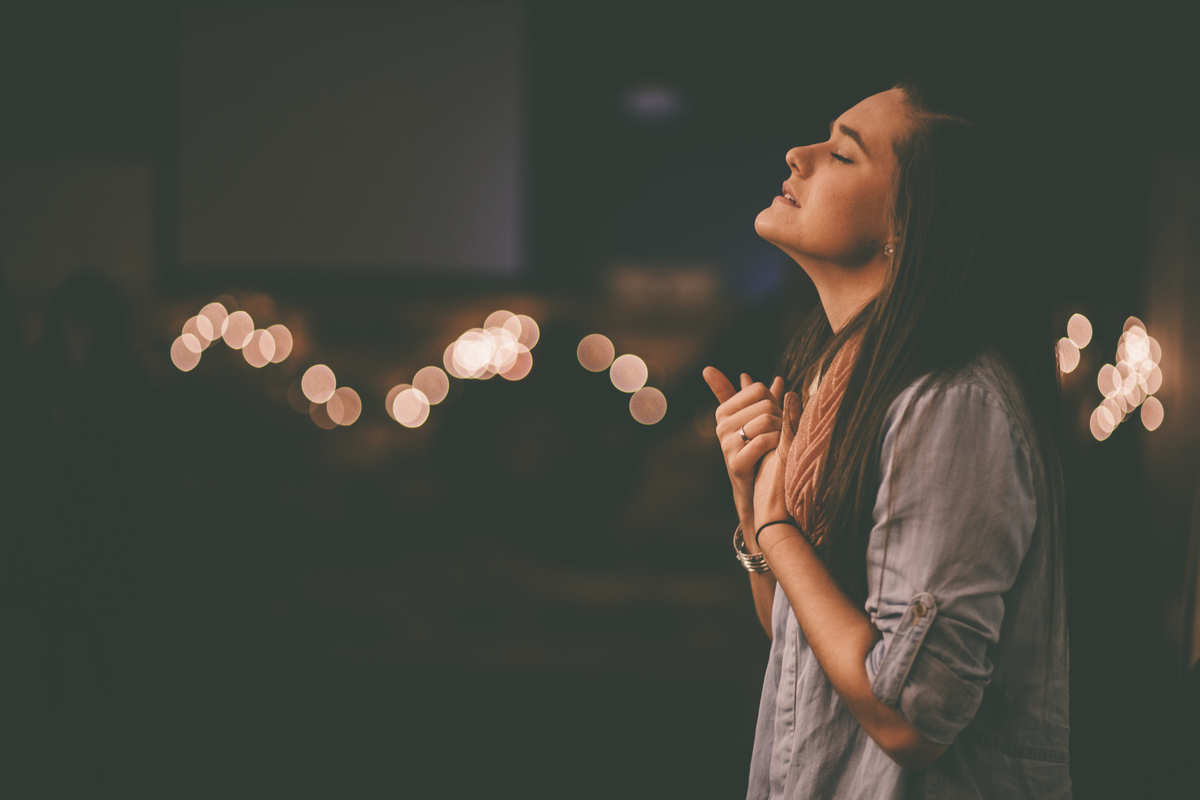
[1090,407,1112,441]
[309,401,338,430]
[1141,396,1164,431]
[630,387,667,424]
[1067,313,1092,348]
[1101,397,1123,426]
[413,366,450,404]
[266,324,293,363]
[199,302,229,340]
[514,314,540,348]
[1147,336,1162,364]
[224,311,255,350]
[183,316,213,350]
[1123,330,1150,364]
[181,333,203,355]
[453,329,496,379]
[1123,316,1146,333]
[302,364,337,403]
[501,314,523,341]
[485,310,516,330]
[1056,337,1080,373]
[385,383,410,421]
[485,327,522,374]
[577,334,615,372]
[444,342,467,379]
[393,387,430,428]
[500,348,533,381]
[610,354,648,392]
[243,329,276,368]
[1097,364,1120,398]
[1112,391,1132,416]
[1126,382,1145,408]
[327,387,362,426]
[171,336,201,372]
[1145,364,1163,394]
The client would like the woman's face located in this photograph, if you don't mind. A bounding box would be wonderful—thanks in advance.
[755,87,911,270]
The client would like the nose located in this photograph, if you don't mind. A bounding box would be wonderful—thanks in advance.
[785,145,816,178]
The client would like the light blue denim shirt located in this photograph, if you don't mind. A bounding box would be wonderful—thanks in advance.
[747,355,1070,799]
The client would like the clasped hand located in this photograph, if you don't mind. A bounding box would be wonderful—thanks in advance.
[702,367,800,547]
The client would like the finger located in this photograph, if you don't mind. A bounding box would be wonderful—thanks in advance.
[742,413,783,439]
[722,415,782,458]
[740,373,752,391]
[719,398,783,432]
[769,375,784,405]
[713,381,779,422]
[720,414,783,466]
[730,433,781,472]
[702,366,737,404]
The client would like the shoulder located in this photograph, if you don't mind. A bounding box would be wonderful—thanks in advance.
[882,350,1035,458]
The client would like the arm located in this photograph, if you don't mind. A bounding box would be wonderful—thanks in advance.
[702,367,783,638]
[756,383,1038,771]
[753,416,948,770]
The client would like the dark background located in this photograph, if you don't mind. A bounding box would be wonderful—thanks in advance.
[0,2,1197,797]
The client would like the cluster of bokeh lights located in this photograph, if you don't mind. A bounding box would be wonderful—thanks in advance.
[171,300,293,372]
[444,310,539,382]
[1074,315,1165,441]
[298,364,362,429]
[381,310,540,430]
[173,299,672,430]
[577,333,667,425]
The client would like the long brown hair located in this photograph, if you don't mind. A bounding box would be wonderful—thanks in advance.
[776,76,1070,607]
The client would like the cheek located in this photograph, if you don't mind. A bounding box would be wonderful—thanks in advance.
[824,183,889,243]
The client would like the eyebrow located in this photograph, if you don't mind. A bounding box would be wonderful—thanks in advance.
[829,119,870,157]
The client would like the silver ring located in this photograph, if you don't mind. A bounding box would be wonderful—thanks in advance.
[738,425,750,444]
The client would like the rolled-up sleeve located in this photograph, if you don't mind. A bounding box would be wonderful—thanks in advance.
[862,380,1037,745]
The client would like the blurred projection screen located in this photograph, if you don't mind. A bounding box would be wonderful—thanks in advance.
[176,1,525,276]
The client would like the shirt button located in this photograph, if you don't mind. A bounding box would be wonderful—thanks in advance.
[913,602,926,619]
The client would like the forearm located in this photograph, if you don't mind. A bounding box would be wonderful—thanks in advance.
[749,572,777,638]
[760,525,947,769]
[761,528,879,701]
[737,504,778,639]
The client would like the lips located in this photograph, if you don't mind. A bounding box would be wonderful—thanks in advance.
[781,182,799,206]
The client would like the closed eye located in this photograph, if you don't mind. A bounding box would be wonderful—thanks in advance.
[830,152,853,164]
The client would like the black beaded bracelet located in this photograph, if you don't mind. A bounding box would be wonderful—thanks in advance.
[755,519,797,548]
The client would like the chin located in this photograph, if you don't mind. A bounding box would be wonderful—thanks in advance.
[754,211,794,250]
[753,206,780,239]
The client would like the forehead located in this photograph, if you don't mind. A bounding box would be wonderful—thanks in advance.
[838,88,911,152]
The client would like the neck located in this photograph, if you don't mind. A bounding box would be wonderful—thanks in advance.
[806,258,889,332]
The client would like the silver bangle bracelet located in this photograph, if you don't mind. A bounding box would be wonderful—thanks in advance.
[733,525,771,573]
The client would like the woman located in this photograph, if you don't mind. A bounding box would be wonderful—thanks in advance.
[703,78,1071,798]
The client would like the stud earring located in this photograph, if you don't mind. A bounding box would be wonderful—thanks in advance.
[883,242,895,257]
